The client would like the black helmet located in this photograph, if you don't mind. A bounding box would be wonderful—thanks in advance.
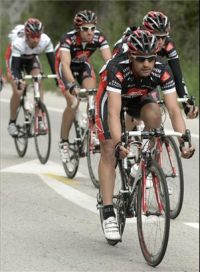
[74,10,97,27]
[143,11,170,34]
[24,18,43,37]
[127,30,158,55]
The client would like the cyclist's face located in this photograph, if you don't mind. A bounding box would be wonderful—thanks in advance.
[79,24,96,42]
[26,34,41,48]
[154,32,168,51]
[130,54,156,77]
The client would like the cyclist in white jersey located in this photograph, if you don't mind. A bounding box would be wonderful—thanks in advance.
[5,18,56,136]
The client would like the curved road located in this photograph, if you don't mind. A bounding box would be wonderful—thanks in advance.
[0,84,199,271]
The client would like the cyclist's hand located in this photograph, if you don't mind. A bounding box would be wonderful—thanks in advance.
[184,100,199,119]
[14,79,26,91]
[180,144,195,159]
[115,142,129,159]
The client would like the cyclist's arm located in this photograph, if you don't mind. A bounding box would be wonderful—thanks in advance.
[60,50,75,83]
[168,58,188,98]
[100,47,112,62]
[46,52,56,74]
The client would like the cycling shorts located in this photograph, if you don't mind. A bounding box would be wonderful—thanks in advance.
[57,62,96,93]
[95,94,156,141]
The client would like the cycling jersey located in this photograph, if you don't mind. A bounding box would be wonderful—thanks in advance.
[55,28,109,91]
[5,31,55,80]
[113,30,188,98]
[95,52,176,141]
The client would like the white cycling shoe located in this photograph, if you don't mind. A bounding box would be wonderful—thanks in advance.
[103,216,121,241]
[8,122,18,137]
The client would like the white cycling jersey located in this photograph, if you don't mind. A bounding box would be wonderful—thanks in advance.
[10,32,54,59]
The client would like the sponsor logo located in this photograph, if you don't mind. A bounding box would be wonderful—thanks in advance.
[161,71,170,82]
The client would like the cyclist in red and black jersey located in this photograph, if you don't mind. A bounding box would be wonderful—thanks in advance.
[55,10,112,162]
[112,11,198,119]
[96,30,195,241]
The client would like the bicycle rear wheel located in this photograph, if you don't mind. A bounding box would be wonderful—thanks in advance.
[86,126,100,188]
[34,101,51,164]
[62,121,80,178]
[14,104,28,157]
[137,160,170,267]
[158,136,184,219]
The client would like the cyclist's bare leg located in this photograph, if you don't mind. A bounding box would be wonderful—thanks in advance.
[125,113,142,130]
[82,77,96,89]
[10,81,23,120]
[140,102,162,129]
[99,139,116,205]
[61,90,78,140]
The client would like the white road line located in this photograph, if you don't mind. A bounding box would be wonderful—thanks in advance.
[1,160,198,228]
[184,223,199,229]
[1,97,199,139]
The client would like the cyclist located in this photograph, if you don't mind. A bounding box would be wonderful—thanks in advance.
[5,18,56,137]
[55,10,112,163]
[95,30,195,241]
[112,11,198,119]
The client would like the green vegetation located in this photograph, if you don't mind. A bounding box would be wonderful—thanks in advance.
[0,0,199,104]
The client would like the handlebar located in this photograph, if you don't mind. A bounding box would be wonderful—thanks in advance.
[121,128,192,144]
[23,74,57,80]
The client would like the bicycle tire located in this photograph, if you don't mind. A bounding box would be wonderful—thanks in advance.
[86,128,100,188]
[14,104,28,157]
[137,160,170,267]
[62,121,80,178]
[34,101,51,164]
[157,136,184,219]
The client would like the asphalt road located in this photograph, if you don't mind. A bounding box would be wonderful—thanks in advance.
[0,84,199,272]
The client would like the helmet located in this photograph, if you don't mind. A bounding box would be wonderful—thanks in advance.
[127,30,158,55]
[143,11,170,34]
[74,10,97,27]
[24,18,43,37]
[123,26,138,37]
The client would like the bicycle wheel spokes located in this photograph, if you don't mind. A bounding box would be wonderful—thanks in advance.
[160,136,184,219]
[62,121,79,178]
[14,105,28,157]
[137,161,170,267]
[87,127,100,188]
[34,102,51,164]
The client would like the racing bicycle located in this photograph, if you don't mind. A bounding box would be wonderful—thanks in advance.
[14,74,57,164]
[62,88,100,188]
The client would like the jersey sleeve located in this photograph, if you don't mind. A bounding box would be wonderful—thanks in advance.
[59,33,71,52]
[98,32,110,50]
[106,63,123,94]
[163,36,178,60]
[43,34,54,53]
[159,64,176,94]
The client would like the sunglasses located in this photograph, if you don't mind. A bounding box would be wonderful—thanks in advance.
[80,26,96,32]
[156,35,167,40]
[131,55,156,63]
[28,33,41,39]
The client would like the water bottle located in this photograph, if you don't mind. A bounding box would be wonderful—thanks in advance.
[130,163,139,178]
[77,110,87,130]
[24,96,33,111]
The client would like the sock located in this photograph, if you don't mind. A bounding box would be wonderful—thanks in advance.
[103,205,115,220]
[9,119,16,124]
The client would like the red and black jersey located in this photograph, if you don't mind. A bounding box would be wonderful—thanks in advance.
[55,29,109,63]
[98,52,175,99]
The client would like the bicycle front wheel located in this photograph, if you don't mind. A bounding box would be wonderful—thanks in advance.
[34,101,51,164]
[158,136,184,219]
[62,121,80,178]
[14,105,28,157]
[86,127,100,188]
[137,160,170,267]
